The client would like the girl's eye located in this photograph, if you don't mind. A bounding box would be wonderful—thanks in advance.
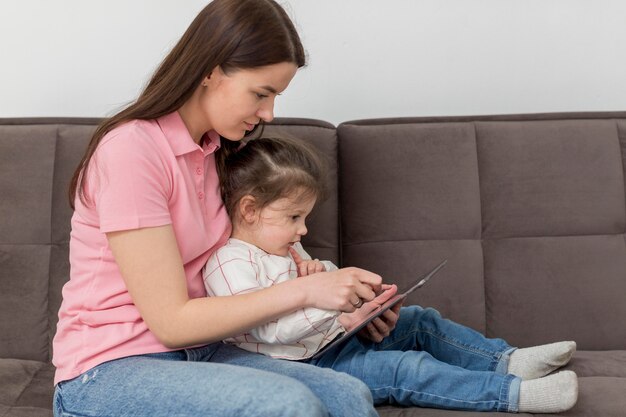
[255,93,268,99]
[291,215,301,221]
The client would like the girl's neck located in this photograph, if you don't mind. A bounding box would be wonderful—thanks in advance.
[230,224,255,247]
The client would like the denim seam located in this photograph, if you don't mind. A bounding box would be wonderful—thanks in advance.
[370,386,500,408]
[495,347,516,375]
[498,374,510,412]
[506,376,521,413]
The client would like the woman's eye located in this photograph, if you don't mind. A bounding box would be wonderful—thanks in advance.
[255,93,268,99]
[291,215,300,221]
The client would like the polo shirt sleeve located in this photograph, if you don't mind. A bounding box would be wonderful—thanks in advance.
[92,127,172,233]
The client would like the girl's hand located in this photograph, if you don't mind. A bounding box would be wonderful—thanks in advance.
[359,299,402,343]
[338,284,402,343]
[297,267,382,313]
[289,247,326,276]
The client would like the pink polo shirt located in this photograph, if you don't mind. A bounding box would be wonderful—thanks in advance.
[52,111,231,385]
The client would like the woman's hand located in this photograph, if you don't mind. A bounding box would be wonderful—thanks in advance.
[297,266,382,313]
[289,247,326,276]
[338,284,402,343]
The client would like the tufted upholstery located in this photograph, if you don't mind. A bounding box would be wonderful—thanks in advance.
[1,113,625,416]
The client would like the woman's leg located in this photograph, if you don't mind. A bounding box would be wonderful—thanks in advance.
[53,348,327,417]
[207,343,378,417]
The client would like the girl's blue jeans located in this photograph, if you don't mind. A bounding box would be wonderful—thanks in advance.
[53,343,377,417]
[307,305,521,413]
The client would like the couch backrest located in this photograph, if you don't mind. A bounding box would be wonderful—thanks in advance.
[338,112,626,350]
[1,120,97,362]
[0,118,338,362]
[2,112,626,363]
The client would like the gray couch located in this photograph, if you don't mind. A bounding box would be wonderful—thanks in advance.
[2,112,626,417]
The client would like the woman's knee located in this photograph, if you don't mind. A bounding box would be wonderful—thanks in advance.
[245,378,328,417]
[330,371,373,403]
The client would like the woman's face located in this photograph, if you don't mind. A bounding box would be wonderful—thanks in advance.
[196,62,298,141]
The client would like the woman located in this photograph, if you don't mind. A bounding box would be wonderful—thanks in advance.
[52,1,392,416]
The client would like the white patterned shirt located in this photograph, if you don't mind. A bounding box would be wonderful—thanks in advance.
[203,239,344,360]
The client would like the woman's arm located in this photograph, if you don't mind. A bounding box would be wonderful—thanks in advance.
[205,246,340,345]
[107,224,381,349]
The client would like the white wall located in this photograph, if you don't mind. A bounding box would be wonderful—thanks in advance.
[1,0,625,125]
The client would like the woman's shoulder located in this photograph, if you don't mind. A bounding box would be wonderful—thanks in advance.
[93,119,173,170]
[99,119,162,150]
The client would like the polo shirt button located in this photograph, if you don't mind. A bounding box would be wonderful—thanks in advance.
[198,192,204,200]
[196,167,202,175]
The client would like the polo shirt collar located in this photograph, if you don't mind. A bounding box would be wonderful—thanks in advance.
[157,111,221,156]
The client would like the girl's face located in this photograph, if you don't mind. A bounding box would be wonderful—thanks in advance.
[193,62,298,141]
[245,194,316,257]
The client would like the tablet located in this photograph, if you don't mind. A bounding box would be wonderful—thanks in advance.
[310,259,448,359]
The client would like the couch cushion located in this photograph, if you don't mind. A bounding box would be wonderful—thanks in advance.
[563,350,626,378]
[0,359,54,414]
[338,115,626,351]
[0,245,51,361]
[476,120,625,239]
[338,121,487,333]
[483,235,626,349]
[477,119,626,349]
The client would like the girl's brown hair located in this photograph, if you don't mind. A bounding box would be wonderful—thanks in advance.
[221,137,328,222]
[69,0,305,208]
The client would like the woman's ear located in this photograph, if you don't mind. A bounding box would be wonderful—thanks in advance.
[238,195,258,224]
[203,66,224,88]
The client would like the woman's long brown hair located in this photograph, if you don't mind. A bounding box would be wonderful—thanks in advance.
[69,0,306,209]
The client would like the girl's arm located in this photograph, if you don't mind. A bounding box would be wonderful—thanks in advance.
[205,248,340,345]
[107,224,381,349]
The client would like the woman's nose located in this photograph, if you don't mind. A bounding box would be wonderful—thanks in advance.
[256,100,275,122]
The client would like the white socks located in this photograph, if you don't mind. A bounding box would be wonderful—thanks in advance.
[507,341,578,413]
[508,341,576,380]
[518,371,578,413]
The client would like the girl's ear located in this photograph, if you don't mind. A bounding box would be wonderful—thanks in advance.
[238,195,258,224]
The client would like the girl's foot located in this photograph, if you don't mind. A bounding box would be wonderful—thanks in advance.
[518,371,578,413]
[508,341,576,380]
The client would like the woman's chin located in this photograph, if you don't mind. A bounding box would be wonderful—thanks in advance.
[219,131,246,142]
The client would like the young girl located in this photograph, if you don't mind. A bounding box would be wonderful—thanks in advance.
[52,1,383,416]
[204,136,579,414]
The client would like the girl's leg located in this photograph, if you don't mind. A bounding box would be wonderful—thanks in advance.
[312,338,520,412]
[377,306,576,379]
[374,305,515,373]
[207,343,378,417]
[53,349,327,417]
[310,306,577,413]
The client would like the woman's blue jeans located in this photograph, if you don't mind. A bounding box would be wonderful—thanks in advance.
[307,306,521,413]
[53,343,377,417]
